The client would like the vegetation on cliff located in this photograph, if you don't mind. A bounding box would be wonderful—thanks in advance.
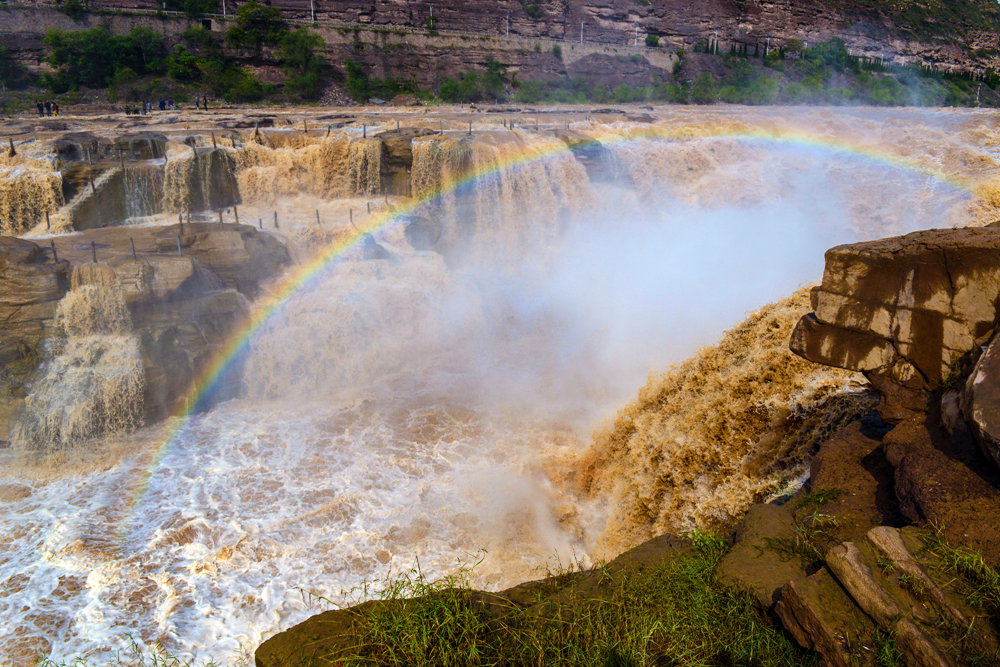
[39,2,325,103]
[256,532,813,666]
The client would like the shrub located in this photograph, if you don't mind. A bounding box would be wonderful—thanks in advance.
[691,72,718,103]
[645,34,660,47]
[225,0,288,54]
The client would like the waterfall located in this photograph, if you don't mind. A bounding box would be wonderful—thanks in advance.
[11,266,144,453]
[235,136,380,204]
[122,164,165,220]
[348,138,383,196]
[163,148,240,213]
[409,133,592,263]
[0,158,63,235]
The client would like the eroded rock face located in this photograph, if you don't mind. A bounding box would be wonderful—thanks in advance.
[154,223,290,297]
[791,227,1000,422]
[0,224,289,432]
[0,236,68,365]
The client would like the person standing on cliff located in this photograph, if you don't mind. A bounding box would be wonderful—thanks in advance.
[43,100,51,116]
[35,100,43,117]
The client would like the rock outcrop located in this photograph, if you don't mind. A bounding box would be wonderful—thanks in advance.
[0,236,68,365]
[773,225,1000,665]
[790,227,1000,422]
[0,223,290,438]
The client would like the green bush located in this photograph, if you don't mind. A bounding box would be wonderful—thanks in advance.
[57,0,87,21]
[225,0,288,53]
[0,45,33,90]
[552,44,562,60]
[278,27,326,100]
[43,26,167,92]
[164,0,217,18]
[691,72,718,103]
[645,34,660,47]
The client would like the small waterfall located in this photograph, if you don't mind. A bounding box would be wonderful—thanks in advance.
[0,158,63,235]
[122,164,164,220]
[67,165,165,229]
[235,136,376,204]
[348,138,383,196]
[410,133,592,263]
[163,148,240,213]
[12,266,144,454]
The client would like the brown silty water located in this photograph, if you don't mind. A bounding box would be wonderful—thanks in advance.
[0,106,999,663]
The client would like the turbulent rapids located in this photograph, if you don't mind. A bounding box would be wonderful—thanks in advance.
[2,106,1000,664]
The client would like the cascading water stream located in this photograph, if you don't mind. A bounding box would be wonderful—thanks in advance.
[12,265,144,453]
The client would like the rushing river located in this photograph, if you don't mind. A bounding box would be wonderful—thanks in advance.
[1,106,997,664]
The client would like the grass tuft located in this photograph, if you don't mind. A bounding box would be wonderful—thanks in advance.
[330,533,813,666]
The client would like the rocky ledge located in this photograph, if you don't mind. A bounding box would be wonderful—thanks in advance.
[257,225,1000,666]
[0,222,289,442]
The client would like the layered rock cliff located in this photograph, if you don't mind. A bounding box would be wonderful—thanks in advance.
[0,222,289,448]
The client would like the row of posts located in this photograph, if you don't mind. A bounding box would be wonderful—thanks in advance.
[46,191,400,265]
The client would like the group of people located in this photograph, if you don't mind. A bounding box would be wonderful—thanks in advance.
[124,99,175,115]
[122,96,211,115]
[35,100,60,116]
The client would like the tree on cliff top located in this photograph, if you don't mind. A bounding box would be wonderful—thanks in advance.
[43,26,167,92]
[277,27,326,100]
[225,0,288,55]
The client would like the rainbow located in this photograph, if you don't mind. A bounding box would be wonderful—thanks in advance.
[114,121,975,545]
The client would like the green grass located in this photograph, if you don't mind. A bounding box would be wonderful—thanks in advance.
[327,532,813,666]
[921,530,1000,622]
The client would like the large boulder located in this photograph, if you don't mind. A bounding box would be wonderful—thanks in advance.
[963,331,1000,470]
[790,227,1000,422]
[715,503,807,608]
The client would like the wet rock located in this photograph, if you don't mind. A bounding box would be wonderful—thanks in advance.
[402,215,442,251]
[154,223,290,297]
[54,131,112,163]
[0,236,68,365]
[376,127,436,196]
[882,418,1000,567]
[551,129,621,183]
[715,503,807,608]
[113,132,167,161]
[805,417,902,543]
[963,332,1000,470]
[790,227,1000,422]
[774,567,877,667]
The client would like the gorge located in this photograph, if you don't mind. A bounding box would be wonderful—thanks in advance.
[2,104,1000,665]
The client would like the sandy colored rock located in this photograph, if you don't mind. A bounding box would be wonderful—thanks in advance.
[791,227,1000,422]
[963,331,1000,470]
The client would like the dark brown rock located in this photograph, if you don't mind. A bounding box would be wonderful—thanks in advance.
[883,417,1000,567]
[154,223,290,297]
[715,503,807,608]
[774,568,877,667]
[804,417,902,543]
[0,236,68,365]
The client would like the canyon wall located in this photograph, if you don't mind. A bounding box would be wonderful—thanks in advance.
[3,0,1000,90]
